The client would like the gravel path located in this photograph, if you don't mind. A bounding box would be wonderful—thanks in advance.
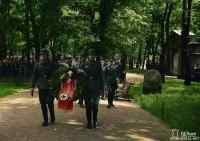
[0,90,170,141]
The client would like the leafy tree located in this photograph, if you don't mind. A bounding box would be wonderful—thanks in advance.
[181,0,193,85]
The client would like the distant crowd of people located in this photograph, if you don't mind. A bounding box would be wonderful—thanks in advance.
[0,57,34,80]
[0,55,126,80]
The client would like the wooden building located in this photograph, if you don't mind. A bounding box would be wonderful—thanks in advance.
[166,30,200,81]
[190,42,200,81]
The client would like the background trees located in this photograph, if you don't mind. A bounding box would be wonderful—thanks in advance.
[0,0,199,83]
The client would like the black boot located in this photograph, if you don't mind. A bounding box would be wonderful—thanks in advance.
[86,106,92,129]
[41,103,48,127]
[87,122,92,129]
[93,106,98,128]
[48,102,55,124]
[93,118,97,128]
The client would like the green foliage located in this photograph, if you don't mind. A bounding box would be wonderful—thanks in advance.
[105,6,148,55]
[50,64,71,96]
[0,0,199,59]
[129,79,200,133]
[192,0,200,41]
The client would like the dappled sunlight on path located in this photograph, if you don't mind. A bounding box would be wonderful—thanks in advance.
[0,92,170,141]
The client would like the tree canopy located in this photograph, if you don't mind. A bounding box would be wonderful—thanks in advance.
[0,0,199,85]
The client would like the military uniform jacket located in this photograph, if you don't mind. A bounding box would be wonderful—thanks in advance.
[32,62,54,90]
[105,64,118,89]
[85,61,103,95]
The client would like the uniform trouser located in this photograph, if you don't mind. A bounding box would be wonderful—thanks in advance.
[100,84,105,98]
[103,84,108,98]
[39,89,55,123]
[108,86,116,106]
[79,95,84,105]
[84,95,99,127]
[77,85,85,106]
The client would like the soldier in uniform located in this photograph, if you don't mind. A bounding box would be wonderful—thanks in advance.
[106,59,118,108]
[31,49,56,127]
[100,59,107,100]
[76,58,87,108]
[84,55,103,129]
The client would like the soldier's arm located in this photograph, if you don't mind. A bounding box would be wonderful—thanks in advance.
[31,64,39,96]
[98,63,104,91]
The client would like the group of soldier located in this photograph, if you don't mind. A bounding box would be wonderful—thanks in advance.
[28,49,126,129]
[0,57,34,81]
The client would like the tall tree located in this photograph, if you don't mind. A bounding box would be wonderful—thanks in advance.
[99,0,113,41]
[159,1,174,83]
[0,0,10,60]
[181,0,193,85]
[29,0,40,61]
[0,31,6,60]
[24,0,31,61]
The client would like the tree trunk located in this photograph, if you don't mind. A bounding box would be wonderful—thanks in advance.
[142,44,147,70]
[24,0,31,62]
[181,0,193,85]
[120,48,127,72]
[152,38,160,66]
[0,0,10,60]
[165,3,173,74]
[129,56,134,69]
[159,19,166,83]
[0,31,7,60]
[136,46,142,69]
[99,0,113,41]
[29,0,40,62]
[159,2,169,83]
[49,39,56,62]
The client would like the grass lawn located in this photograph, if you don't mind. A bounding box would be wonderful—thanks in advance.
[0,83,31,97]
[129,78,200,134]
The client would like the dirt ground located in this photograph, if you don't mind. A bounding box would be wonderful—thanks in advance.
[0,89,171,141]
[126,73,144,84]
